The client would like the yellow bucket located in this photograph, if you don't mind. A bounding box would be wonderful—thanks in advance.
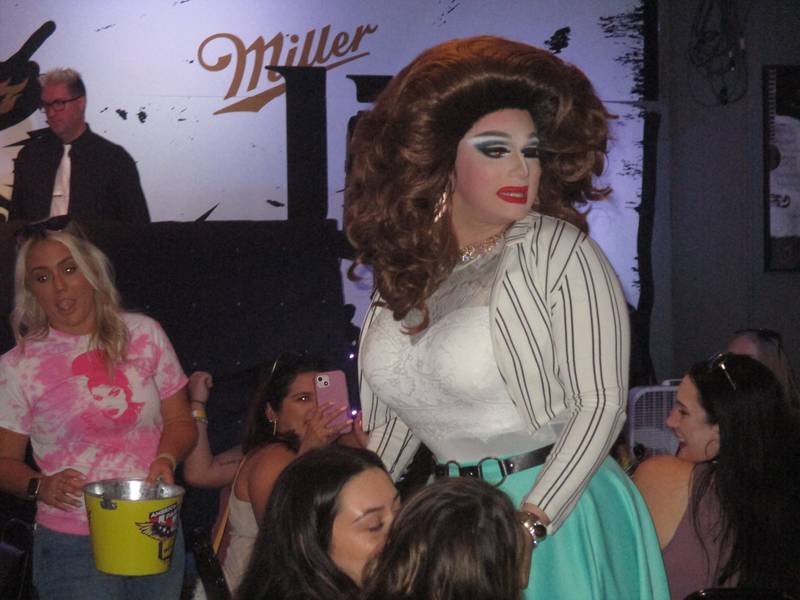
[83,478,185,576]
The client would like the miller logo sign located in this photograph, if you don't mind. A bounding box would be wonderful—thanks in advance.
[197,23,379,114]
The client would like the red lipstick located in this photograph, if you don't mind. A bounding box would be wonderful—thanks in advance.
[496,186,528,204]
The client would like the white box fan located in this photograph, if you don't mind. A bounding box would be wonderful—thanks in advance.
[626,384,679,460]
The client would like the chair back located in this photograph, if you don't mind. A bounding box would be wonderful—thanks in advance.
[186,526,232,600]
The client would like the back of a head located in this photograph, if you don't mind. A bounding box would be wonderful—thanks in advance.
[727,329,800,409]
[363,477,525,600]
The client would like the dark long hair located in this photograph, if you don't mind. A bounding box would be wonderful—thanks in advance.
[688,354,800,592]
[241,353,325,453]
[362,478,527,600]
[235,446,387,600]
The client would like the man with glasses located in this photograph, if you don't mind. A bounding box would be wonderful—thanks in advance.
[9,68,150,222]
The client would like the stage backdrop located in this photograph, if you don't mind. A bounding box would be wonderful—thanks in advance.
[0,0,646,330]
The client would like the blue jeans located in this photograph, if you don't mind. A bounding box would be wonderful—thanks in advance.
[33,525,185,600]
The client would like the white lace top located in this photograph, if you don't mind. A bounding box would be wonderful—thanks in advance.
[359,214,629,531]
[362,243,563,462]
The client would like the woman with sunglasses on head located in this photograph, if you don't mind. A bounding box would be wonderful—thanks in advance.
[0,217,197,599]
[726,328,800,409]
[183,354,360,595]
[633,353,800,599]
[346,36,668,598]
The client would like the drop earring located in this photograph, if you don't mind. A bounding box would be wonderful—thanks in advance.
[434,189,449,222]
[272,419,278,436]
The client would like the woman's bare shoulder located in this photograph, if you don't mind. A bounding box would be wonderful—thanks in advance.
[245,442,296,472]
[633,455,694,492]
[633,455,695,548]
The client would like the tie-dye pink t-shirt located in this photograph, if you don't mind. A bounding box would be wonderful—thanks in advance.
[0,313,187,535]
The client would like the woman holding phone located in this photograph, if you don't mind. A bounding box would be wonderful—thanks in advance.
[184,354,359,594]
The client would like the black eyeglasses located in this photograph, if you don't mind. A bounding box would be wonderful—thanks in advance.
[15,215,71,247]
[708,352,737,391]
[39,95,84,113]
[734,328,783,350]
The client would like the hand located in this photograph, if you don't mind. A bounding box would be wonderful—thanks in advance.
[38,468,86,511]
[146,456,175,486]
[298,403,352,453]
[188,371,213,405]
[335,412,369,449]
[351,412,368,448]
[519,526,534,589]
[339,411,369,448]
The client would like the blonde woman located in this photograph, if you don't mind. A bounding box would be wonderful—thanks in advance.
[0,217,196,599]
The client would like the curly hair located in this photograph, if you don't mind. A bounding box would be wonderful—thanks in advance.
[345,35,612,331]
[12,220,128,365]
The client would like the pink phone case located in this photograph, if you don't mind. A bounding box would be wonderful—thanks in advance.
[314,370,353,431]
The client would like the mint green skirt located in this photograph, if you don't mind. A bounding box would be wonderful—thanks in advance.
[441,456,670,600]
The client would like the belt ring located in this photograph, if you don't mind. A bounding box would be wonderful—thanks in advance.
[476,456,507,487]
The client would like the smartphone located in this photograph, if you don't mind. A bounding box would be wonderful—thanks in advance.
[314,370,354,432]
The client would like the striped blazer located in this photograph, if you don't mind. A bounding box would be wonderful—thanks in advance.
[360,212,630,531]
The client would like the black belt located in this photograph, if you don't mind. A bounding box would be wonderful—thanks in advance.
[434,444,553,483]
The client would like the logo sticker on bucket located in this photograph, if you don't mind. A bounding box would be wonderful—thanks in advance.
[136,502,179,560]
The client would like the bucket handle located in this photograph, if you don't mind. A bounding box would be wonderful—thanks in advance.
[100,494,117,510]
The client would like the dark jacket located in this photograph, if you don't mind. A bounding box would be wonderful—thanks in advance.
[9,125,150,223]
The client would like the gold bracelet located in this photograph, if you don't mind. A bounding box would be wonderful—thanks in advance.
[156,452,177,471]
[191,407,208,424]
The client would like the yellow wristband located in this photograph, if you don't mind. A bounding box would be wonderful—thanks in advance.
[156,452,177,471]
[192,408,208,424]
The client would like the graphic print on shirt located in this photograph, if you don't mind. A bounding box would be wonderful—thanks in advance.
[71,349,143,428]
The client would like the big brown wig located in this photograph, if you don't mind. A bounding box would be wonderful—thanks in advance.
[345,35,612,332]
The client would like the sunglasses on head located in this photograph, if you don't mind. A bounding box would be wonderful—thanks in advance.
[707,352,737,392]
[15,215,71,247]
[268,351,307,378]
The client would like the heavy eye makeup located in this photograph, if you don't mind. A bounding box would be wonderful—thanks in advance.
[469,134,540,159]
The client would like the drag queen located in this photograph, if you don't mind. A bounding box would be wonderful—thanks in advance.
[345,36,668,598]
